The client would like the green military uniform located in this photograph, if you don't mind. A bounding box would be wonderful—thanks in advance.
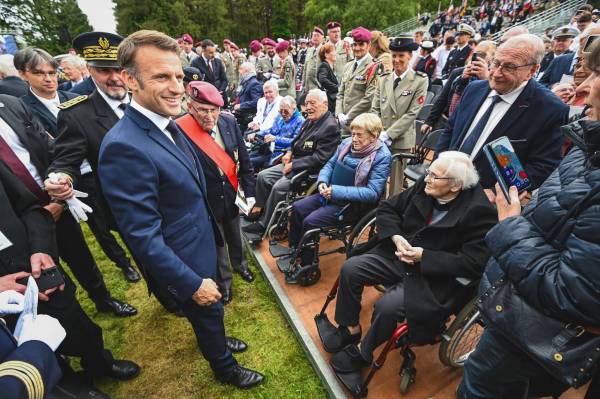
[301,44,321,93]
[256,54,279,76]
[180,51,197,68]
[335,54,376,122]
[277,55,296,98]
[371,69,428,194]
[222,51,234,87]
[333,40,352,83]
[231,53,246,90]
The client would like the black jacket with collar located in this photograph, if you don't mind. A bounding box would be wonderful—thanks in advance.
[21,90,78,137]
[290,111,340,174]
[191,56,228,93]
[187,112,255,222]
[70,76,96,95]
[0,76,29,98]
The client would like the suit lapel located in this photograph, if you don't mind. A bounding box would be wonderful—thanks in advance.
[0,106,47,176]
[452,85,490,150]
[25,94,56,128]
[90,91,119,133]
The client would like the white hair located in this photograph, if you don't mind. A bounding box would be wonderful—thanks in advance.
[501,33,545,64]
[60,55,87,69]
[433,151,479,189]
[0,54,18,77]
[500,26,530,42]
[263,79,279,92]
[240,61,255,73]
[306,88,328,103]
[280,95,296,108]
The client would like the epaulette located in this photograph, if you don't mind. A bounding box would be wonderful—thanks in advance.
[57,95,88,110]
[415,71,428,78]
[0,360,44,399]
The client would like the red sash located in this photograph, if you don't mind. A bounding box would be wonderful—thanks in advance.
[176,114,239,191]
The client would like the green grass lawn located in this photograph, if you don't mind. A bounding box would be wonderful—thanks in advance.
[68,225,326,398]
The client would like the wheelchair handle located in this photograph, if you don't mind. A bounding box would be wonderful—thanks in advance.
[290,170,308,184]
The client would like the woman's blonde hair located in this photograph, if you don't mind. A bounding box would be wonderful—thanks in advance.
[350,113,383,138]
[370,31,390,58]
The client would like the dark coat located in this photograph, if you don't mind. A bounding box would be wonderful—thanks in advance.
[188,112,255,222]
[70,76,96,95]
[58,80,74,91]
[436,79,569,189]
[21,90,78,137]
[370,177,497,344]
[191,56,228,93]
[237,75,263,111]
[290,111,341,174]
[539,52,575,87]
[317,61,338,113]
[481,120,600,328]
[0,76,29,97]
[425,66,464,127]
[442,45,471,77]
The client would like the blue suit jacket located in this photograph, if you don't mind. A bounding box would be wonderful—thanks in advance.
[238,76,263,111]
[538,52,575,87]
[21,90,77,137]
[436,79,568,189]
[70,76,96,95]
[98,105,222,301]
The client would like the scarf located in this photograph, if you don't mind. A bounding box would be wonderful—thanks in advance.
[337,140,382,187]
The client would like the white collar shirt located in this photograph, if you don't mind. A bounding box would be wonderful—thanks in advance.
[130,99,174,143]
[97,89,130,119]
[31,89,60,118]
[0,115,44,188]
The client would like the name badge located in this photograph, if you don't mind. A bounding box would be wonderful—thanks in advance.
[303,140,314,149]
[0,230,13,252]
[400,90,413,96]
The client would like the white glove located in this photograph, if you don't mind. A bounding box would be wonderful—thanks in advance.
[263,72,272,80]
[246,197,256,210]
[379,130,392,146]
[338,113,348,125]
[17,314,66,351]
[65,191,93,223]
[0,290,25,314]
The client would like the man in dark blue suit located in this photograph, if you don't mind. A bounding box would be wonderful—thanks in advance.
[232,62,263,131]
[191,39,228,103]
[98,30,264,388]
[538,51,576,87]
[436,34,569,191]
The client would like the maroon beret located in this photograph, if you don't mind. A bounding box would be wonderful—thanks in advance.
[262,38,277,47]
[229,42,239,51]
[351,26,372,43]
[181,33,193,44]
[187,81,224,107]
[313,26,324,36]
[326,21,341,30]
[223,38,231,45]
[250,40,262,53]
[275,40,289,53]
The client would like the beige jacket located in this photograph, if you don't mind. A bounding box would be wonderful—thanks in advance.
[336,54,376,121]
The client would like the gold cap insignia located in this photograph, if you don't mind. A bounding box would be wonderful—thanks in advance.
[192,73,199,80]
[98,37,110,50]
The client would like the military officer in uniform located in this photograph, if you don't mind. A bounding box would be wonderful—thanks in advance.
[414,40,437,81]
[300,27,325,101]
[538,26,577,76]
[441,23,474,78]
[256,38,277,80]
[336,27,377,131]
[230,43,246,91]
[222,39,235,87]
[326,21,353,82]
[182,66,202,114]
[179,33,197,68]
[275,40,296,98]
[371,36,428,195]
[248,40,263,65]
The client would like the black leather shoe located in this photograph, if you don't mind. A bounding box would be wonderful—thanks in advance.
[330,344,369,374]
[121,265,141,283]
[107,360,140,380]
[242,222,265,236]
[96,298,138,317]
[217,365,264,388]
[243,211,261,222]
[221,288,232,305]
[320,325,361,353]
[226,336,248,353]
[237,269,255,282]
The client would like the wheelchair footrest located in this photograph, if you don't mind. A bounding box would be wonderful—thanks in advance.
[269,243,293,258]
[315,313,342,353]
[333,368,367,398]
[276,255,294,273]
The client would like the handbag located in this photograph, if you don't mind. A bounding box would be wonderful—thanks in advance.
[478,184,600,388]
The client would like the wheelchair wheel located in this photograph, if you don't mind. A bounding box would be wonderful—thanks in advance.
[438,297,484,368]
[268,222,288,242]
[346,209,378,257]
[399,367,416,394]
[297,265,321,286]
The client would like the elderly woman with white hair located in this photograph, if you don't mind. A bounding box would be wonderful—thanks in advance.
[320,152,497,377]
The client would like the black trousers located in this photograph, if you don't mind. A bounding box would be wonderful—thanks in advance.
[55,208,110,304]
[78,173,131,271]
[335,253,406,362]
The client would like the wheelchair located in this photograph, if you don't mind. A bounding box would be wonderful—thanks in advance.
[270,203,378,287]
[314,211,485,397]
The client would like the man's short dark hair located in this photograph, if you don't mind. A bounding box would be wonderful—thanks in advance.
[13,47,58,72]
[579,12,593,23]
[201,39,216,49]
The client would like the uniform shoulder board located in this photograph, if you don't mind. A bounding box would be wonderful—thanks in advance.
[57,95,88,110]
[415,71,428,78]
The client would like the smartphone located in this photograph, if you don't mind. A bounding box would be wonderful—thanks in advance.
[471,53,479,62]
[583,34,600,54]
[484,136,531,203]
[17,266,65,292]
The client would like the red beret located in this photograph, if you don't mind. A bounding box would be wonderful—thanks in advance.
[187,81,224,107]
[250,40,262,53]
[351,27,372,43]
[223,38,231,45]
[229,42,239,51]
[262,38,277,47]
[313,26,324,36]
[181,33,193,44]
[275,40,289,53]
[326,21,341,30]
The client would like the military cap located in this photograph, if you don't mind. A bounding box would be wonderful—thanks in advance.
[456,23,475,36]
[230,42,240,51]
[183,67,201,83]
[552,25,580,39]
[72,31,123,67]
[351,27,372,43]
[298,38,309,44]
[275,40,290,53]
[181,33,193,44]
[389,35,419,52]
[262,38,277,47]
[187,81,224,107]
[326,21,342,30]
[313,26,325,36]
[420,40,435,50]
[250,40,262,53]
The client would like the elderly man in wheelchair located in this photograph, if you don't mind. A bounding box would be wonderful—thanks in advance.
[316,151,497,391]
[278,113,391,285]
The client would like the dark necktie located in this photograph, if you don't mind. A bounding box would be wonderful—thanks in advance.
[118,103,127,111]
[459,95,503,155]
[352,61,358,73]
[208,59,213,74]
[0,135,49,202]
[166,120,197,173]
[393,77,401,90]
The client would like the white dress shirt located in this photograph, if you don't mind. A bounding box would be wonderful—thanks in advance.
[97,89,130,119]
[129,99,174,143]
[0,115,44,189]
[253,95,282,130]
[432,46,452,80]
[461,81,529,159]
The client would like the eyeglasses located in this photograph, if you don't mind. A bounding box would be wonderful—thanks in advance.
[490,59,535,74]
[425,169,453,182]
[28,70,57,78]
[189,103,220,116]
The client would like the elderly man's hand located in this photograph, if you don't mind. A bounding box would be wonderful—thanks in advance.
[248,121,259,131]
[282,162,293,175]
[392,235,414,263]
[282,151,292,164]
[44,174,73,200]
[420,123,432,135]
[320,186,332,200]
[247,133,256,142]
[495,184,522,221]
[264,134,275,143]
[0,272,29,295]
[192,278,222,306]
[234,104,241,111]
